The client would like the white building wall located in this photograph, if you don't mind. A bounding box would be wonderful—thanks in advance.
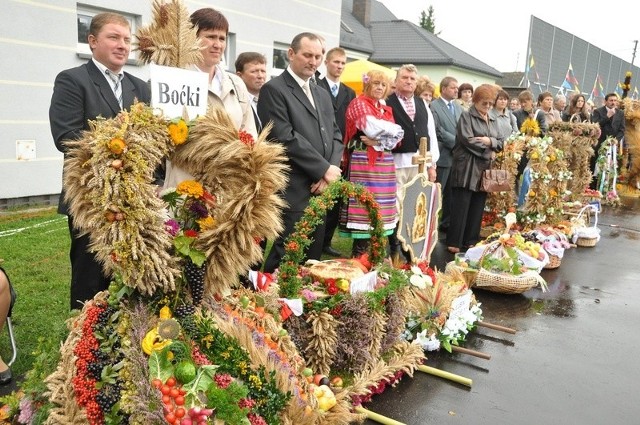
[0,0,341,204]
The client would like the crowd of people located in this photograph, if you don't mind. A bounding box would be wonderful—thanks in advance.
[42,9,627,322]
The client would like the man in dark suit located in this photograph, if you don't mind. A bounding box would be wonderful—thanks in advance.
[386,64,436,259]
[591,92,625,188]
[430,76,461,232]
[49,12,151,309]
[235,52,267,134]
[257,32,343,273]
[317,47,356,257]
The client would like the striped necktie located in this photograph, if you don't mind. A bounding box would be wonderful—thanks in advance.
[331,84,339,98]
[302,82,315,109]
[401,95,415,120]
[105,69,123,109]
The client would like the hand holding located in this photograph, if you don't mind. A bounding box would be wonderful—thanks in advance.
[324,165,342,183]
[360,135,379,147]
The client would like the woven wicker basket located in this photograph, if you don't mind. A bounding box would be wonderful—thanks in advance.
[445,261,478,286]
[576,237,598,247]
[473,268,539,294]
[544,254,562,269]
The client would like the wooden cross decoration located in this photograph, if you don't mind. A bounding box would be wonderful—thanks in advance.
[411,136,432,174]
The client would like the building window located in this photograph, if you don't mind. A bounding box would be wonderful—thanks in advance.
[76,6,139,61]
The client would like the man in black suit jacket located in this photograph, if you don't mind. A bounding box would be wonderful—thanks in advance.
[591,93,625,188]
[317,47,356,256]
[49,12,151,309]
[258,33,343,273]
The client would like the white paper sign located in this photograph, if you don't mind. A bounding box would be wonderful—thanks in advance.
[350,271,378,295]
[448,290,472,323]
[149,63,208,119]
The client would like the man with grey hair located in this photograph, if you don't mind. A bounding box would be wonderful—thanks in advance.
[386,64,437,259]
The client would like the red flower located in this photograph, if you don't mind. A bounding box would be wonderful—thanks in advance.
[286,241,299,251]
[327,285,338,296]
[184,229,198,238]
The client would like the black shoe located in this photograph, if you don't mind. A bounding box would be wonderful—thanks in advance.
[0,368,12,385]
[322,246,342,257]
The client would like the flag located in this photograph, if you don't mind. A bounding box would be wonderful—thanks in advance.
[590,74,605,99]
[615,82,623,96]
[561,63,580,93]
[524,48,540,83]
[633,86,639,100]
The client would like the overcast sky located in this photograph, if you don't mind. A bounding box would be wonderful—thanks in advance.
[379,0,639,72]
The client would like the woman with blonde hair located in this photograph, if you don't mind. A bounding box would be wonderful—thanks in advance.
[340,70,404,257]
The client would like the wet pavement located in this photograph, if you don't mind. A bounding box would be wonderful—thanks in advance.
[366,196,640,424]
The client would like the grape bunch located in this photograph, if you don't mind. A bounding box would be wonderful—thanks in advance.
[184,260,205,306]
[174,303,196,318]
[95,381,122,411]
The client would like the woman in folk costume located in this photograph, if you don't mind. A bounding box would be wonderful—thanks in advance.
[339,70,404,257]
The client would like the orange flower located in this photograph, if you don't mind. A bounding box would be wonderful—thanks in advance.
[168,119,189,145]
[176,180,204,198]
[108,137,127,155]
[197,216,216,230]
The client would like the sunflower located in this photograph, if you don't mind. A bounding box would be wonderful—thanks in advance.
[520,117,540,136]
[168,119,189,145]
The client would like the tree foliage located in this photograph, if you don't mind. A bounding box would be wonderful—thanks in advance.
[419,5,440,36]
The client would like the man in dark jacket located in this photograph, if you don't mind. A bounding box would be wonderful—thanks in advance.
[591,93,625,188]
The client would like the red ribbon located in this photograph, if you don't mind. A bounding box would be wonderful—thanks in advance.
[255,272,273,292]
[279,301,293,321]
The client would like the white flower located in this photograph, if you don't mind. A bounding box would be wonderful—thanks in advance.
[414,330,441,351]
[409,274,427,289]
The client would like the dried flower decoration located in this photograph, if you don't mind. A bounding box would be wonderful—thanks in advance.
[168,118,189,145]
[107,137,127,155]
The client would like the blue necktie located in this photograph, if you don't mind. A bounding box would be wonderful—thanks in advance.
[448,101,455,116]
[331,84,338,98]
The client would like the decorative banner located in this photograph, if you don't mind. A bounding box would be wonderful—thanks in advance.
[150,63,208,119]
[396,174,441,264]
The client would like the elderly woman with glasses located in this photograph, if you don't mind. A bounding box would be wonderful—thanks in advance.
[446,84,503,253]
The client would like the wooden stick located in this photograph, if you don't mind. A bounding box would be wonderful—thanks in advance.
[477,320,517,334]
[355,406,406,425]
[417,364,473,387]
[451,345,491,360]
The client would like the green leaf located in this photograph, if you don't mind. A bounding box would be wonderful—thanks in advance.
[182,365,218,407]
[148,350,174,383]
[189,249,206,267]
[174,235,195,256]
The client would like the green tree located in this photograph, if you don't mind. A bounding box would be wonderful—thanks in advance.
[419,5,440,36]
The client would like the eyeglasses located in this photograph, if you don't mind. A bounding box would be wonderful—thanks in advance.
[480,101,494,107]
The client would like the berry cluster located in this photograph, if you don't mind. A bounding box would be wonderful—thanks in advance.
[184,260,205,305]
[72,303,106,425]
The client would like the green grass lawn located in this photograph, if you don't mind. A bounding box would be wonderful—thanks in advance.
[0,208,71,378]
[0,207,356,379]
